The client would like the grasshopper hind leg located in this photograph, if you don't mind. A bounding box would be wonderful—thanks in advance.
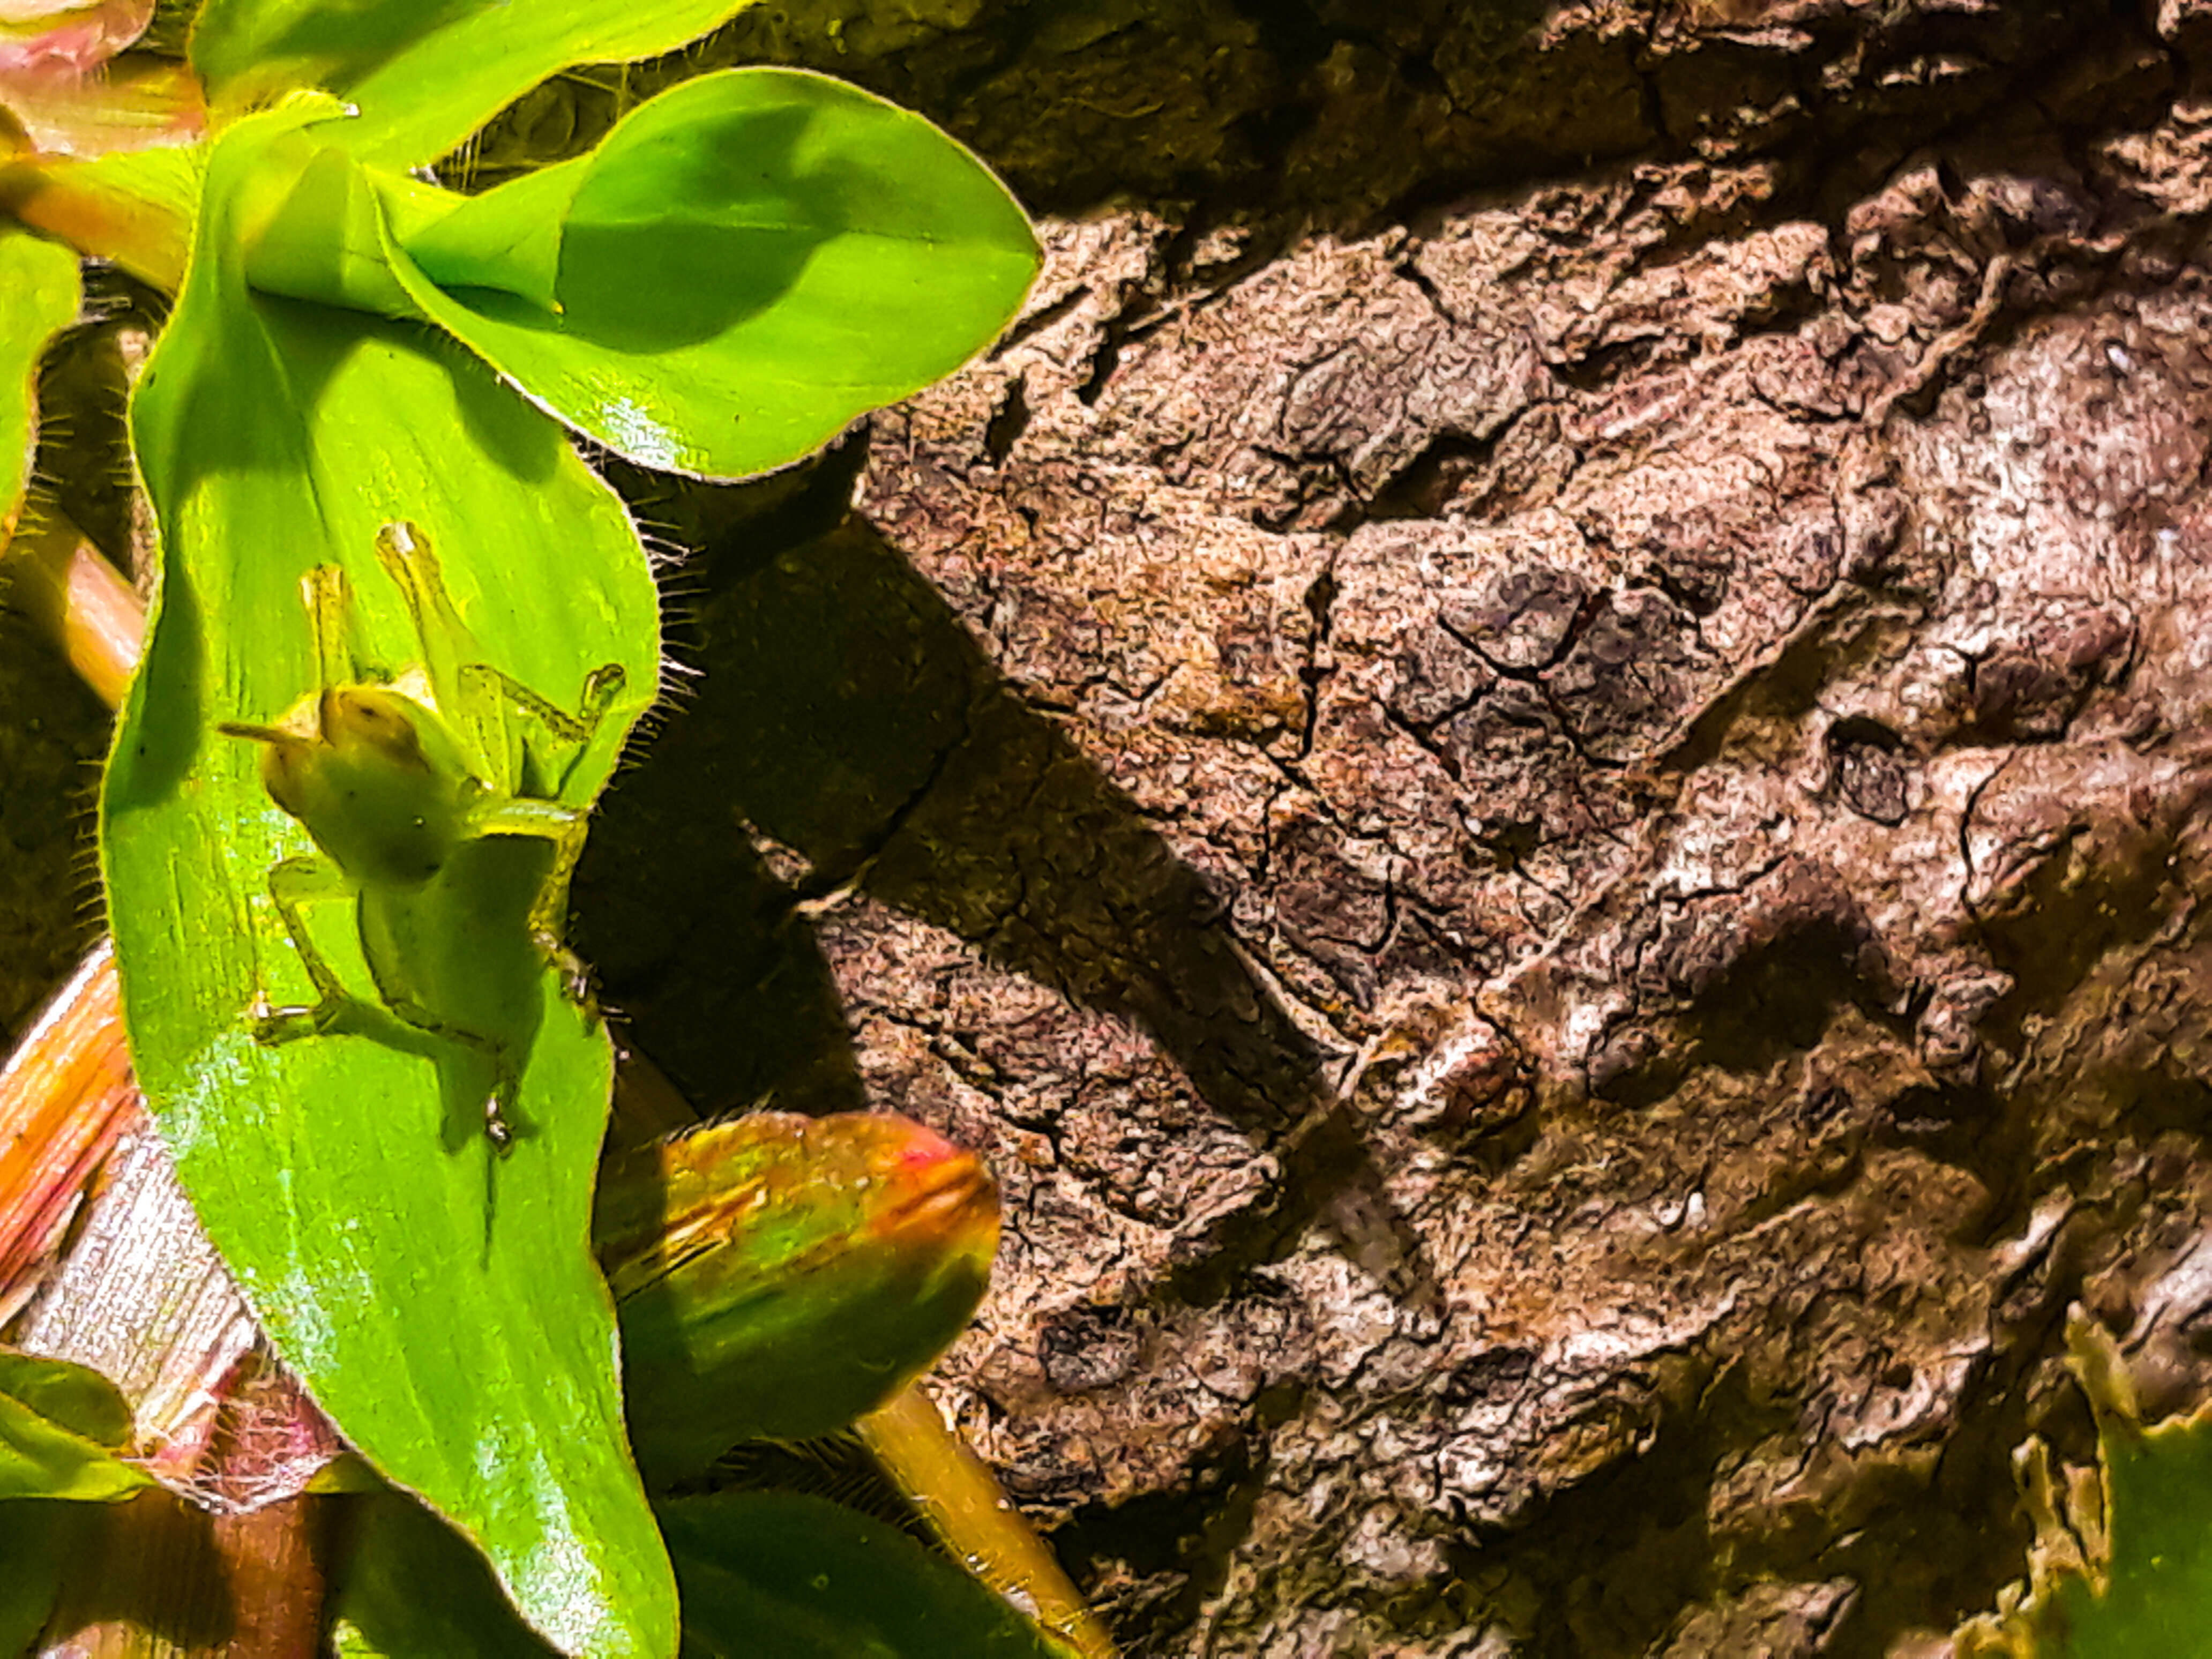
[373,985,535,1155]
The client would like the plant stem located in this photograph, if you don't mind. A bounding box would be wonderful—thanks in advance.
[6,514,144,709]
[860,1383,1118,1659]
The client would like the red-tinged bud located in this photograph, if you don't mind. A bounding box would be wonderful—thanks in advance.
[596,1111,998,1486]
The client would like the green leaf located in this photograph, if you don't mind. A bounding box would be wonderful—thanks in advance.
[1955,1316,2212,1656]
[0,1351,149,1502]
[1,145,201,290]
[104,99,672,1658]
[386,68,1037,478]
[662,1491,1067,1659]
[0,223,78,538]
[189,0,756,170]
[2051,1404,2212,1654]
[329,1490,560,1658]
[0,1500,97,1653]
[235,71,1035,477]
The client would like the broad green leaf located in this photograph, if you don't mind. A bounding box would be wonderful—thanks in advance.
[330,1489,559,1658]
[662,1491,1067,1659]
[599,1111,998,1486]
[236,72,1036,477]
[385,69,1038,479]
[0,222,77,538]
[0,1350,131,1447]
[0,1500,96,1652]
[0,1350,149,1501]
[189,0,754,170]
[105,98,672,1659]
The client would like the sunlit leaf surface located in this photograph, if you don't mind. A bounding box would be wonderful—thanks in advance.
[236,71,1038,482]
[104,99,671,1657]
[0,145,200,289]
[189,0,756,169]
[0,1349,148,1501]
[386,69,1038,479]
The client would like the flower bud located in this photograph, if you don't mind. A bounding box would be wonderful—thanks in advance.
[597,1111,997,1486]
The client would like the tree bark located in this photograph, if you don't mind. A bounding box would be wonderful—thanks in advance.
[13,1,2207,1654]
[500,2,2212,1653]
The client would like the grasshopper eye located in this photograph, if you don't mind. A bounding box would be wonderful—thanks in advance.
[325,688,430,771]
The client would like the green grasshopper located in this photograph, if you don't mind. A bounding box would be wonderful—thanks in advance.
[219,522,625,1152]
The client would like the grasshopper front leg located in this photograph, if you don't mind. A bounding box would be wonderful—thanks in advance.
[472,795,601,1015]
[462,657,627,1012]
[459,659,628,808]
[252,855,363,1043]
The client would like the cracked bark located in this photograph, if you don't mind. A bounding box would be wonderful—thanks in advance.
[551,3,2212,1654]
[11,1,2212,1655]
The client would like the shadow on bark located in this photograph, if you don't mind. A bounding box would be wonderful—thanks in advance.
[577,476,1436,1305]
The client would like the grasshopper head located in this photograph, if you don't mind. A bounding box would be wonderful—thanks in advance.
[221,685,481,887]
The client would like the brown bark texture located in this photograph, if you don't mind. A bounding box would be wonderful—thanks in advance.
[15,0,2212,1655]
[554,1,2212,1654]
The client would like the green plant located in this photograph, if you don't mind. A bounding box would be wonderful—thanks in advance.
[1953,1314,2212,1657]
[0,1,1061,1652]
